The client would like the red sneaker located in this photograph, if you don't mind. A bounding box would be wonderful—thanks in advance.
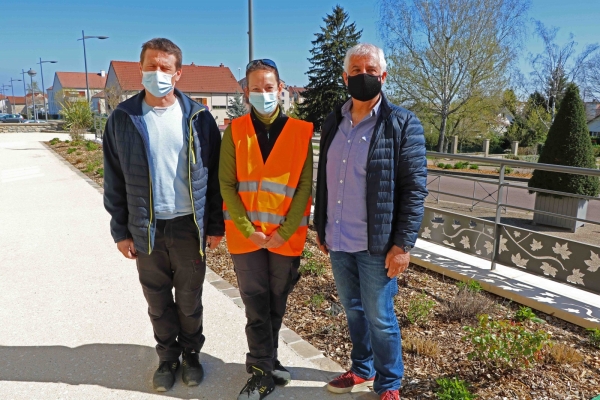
[326,370,374,393]
[380,390,401,400]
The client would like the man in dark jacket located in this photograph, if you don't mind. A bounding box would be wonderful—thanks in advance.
[313,43,427,400]
[103,38,224,392]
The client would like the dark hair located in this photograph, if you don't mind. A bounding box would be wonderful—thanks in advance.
[246,60,280,84]
[140,38,182,69]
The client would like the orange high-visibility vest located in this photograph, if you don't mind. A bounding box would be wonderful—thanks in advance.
[224,114,313,256]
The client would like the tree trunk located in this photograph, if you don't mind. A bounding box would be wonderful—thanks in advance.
[437,114,448,153]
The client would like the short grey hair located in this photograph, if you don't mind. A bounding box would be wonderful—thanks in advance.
[343,43,387,74]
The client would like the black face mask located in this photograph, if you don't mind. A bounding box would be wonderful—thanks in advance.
[347,73,382,101]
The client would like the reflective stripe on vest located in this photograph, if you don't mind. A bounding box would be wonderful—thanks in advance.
[223,114,313,256]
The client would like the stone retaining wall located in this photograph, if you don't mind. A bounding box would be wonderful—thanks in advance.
[0,122,62,133]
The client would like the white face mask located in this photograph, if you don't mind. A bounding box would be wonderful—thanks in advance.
[141,70,176,98]
[249,92,278,115]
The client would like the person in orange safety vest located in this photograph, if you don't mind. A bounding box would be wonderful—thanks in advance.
[219,58,313,400]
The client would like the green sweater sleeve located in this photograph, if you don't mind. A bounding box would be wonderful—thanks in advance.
[278,141,314,241]
[219,125,256,239]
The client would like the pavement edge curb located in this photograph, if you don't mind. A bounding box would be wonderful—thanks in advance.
[41,141,104,195]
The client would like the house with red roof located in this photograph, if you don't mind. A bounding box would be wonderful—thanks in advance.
[105,61,242,125]
[47,71,107,116]
[4,96,27,115]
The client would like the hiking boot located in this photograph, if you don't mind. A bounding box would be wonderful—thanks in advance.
[237,366,275,400]
[380,390,401,399]
[153,360,180,392]
[326,370,374,393]
[272,360,291,386]
[182,348,204,386]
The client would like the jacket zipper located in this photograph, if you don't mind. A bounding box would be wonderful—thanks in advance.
[147,173,154,254]
[188,109,205,260]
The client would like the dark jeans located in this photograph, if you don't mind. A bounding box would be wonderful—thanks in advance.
[329,250,403,394]
[136,214,206,362]
[231,250,300,373]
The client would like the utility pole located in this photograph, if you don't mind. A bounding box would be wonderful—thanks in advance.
[248,0,254,63]
[21,69,29,119]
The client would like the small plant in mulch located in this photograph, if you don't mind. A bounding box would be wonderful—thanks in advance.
[463,314,550,369]
[514,306,545,324]
[96,168,104,178]
[299,259,326,276]
[66,147,77,154]
[456,280,482,293]
[443,163,452,169]
[307,293,325,308]
[402,335,440,358]
[84,160,102,173]
[547,343,583,365]
[405,291,436,326]
[85,141,100,151]
[588,328,600,349]
[469,164,479,170]
[440,288,495,322]
[435,377,476,400]
[49,138,60,145]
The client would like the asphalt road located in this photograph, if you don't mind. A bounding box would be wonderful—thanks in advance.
[426,172,600,222]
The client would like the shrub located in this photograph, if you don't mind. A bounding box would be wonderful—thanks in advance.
[441,288,495,322]
[435,377,476,400]
[443,163,453,169]
[457,280,482,293]
[49,138,60,145]
[453,162,466,169]
[588,328,600,348]
[403,336,440,358]
[436,162,446,168]
[96,168,104,177]
[66,147,77,154]
[299,259,326,276]
[64,140,70,143]
[514,306,545,324]
[528,83,600,197]
[406,291,436,325]
[547,343,583,365]
[469,164,479,170]
[59,99,94,141]
[463,314,550,369]
[84,160,101,173]
[85,141,99,151]
[496,167,513,174]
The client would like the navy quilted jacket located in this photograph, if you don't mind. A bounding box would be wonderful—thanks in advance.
[313,93,428,255]
[103,89,224,255]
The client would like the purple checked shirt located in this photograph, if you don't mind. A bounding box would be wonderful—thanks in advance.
[325,97,381,252]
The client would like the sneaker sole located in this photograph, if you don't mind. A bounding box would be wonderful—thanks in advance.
[326,380,374,394]
[154,386,169,392]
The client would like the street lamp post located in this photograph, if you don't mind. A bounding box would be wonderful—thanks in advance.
[9,78,21,114]
[20,69,28,119]
[27,69,37,121]
[37,58,58,121]
[248,0,253,63]
[77,30,108,103]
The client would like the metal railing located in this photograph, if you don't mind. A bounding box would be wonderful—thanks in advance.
[422,152,600,295]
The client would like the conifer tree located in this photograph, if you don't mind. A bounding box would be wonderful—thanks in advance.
[528,83,599,196]
[226,92,248,120]
[299,5,361,130]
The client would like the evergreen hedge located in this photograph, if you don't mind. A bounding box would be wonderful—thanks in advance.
[528,83,599,197]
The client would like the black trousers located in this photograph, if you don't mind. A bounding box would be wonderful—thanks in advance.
[231,250,300,373]
[136,214,206,362]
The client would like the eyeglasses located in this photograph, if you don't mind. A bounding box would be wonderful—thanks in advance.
[246,59,278,72]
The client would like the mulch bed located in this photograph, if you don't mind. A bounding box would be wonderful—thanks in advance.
[209,231,600,399]
[47,139,599,398]
[47,138,104,186]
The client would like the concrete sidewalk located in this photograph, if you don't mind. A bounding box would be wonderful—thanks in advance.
[0,133,370,400]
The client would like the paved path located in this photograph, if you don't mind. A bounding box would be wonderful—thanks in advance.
[0,133,371,400]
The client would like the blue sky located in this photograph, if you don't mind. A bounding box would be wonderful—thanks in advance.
[0,0,598,97]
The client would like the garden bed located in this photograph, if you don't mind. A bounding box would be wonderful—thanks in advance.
[208,231,600,399]
[47,137,104,186]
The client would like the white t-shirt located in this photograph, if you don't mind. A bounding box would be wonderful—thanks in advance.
[142,99,193,219]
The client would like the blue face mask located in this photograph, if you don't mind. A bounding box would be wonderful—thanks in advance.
[142,70,175,98]
[249,92,278,115]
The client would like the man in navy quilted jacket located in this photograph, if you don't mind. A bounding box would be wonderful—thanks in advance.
[313,43,428,400]
[103,38,224,392]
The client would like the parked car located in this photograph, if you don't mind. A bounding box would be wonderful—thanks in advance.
[0,114,25,123]
[23,119,45,123]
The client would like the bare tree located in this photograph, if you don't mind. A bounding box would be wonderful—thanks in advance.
[104,85,127,114]
[379,0,529,152]
[529,21,599,120]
